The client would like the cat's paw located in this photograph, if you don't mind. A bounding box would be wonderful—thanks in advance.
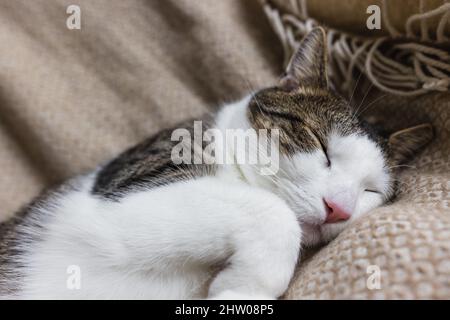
[208,290,275,300]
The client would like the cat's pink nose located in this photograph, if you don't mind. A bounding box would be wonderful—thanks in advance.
[324,198,351,223]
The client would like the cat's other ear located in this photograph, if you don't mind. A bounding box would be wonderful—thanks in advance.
[280,27,328,91]
[388,123,434,165]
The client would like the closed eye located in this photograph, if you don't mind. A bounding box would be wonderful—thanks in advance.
[365,189,381,194]
[307,128,331,167]
[319,140,331,167]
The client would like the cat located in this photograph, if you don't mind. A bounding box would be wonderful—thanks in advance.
[0,28,433,299]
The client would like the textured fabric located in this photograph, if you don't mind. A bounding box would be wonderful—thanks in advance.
[270,1,450,299]
[285,92,450,299]
[0,0,449,299]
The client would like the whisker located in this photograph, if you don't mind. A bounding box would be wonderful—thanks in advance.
[351,82,373,123]
[348,69,363,107]
[241,75,272,120]
[354,93,388,120]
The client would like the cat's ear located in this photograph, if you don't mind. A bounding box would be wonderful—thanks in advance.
[388,123,433,165]
[280,27,328,91]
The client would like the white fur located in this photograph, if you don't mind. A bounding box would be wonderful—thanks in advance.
[4,96,390,299]
[274,131,390,245]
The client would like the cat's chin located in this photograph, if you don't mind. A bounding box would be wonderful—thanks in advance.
[319,221,348,243]
[301,221,347,246]
[300,223,323,246]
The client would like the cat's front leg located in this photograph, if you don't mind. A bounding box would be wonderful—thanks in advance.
[208,194,301,300]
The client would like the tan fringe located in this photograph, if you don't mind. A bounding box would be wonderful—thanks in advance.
[262,0,450,97]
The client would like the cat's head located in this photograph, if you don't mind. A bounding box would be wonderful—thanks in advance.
[246,28,433,245]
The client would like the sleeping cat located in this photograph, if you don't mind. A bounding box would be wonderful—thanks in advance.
[0,28,433,299]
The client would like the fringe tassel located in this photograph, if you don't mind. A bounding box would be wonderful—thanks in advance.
[262,0,450,97]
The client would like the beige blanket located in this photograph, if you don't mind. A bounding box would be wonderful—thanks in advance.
[0,0,449,299]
